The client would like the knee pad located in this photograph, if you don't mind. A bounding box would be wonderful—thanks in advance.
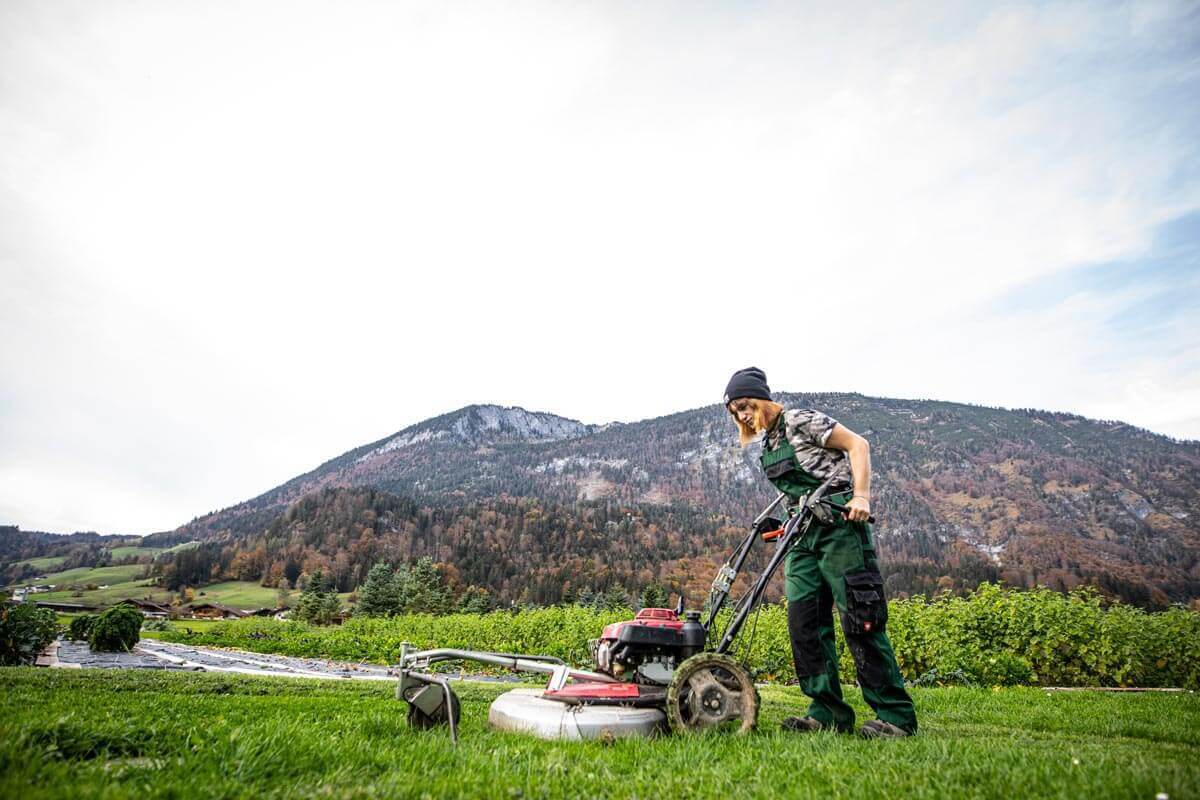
[841,628,889,689]
[787,598,826,677]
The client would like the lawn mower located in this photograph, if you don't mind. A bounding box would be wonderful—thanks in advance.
[396,475,870,741]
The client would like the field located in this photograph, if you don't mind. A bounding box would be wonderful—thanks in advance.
[25,563,148,588]
[190,580,281,608]
[5,546,322,612]
[13,555,66,572]
[106,545,166,560]
[31,580,287,610]
[17,561,169,607]
[20,572,286,611]
[3,542,197,592]
[34,581,171,606]
[0,668,1196,800]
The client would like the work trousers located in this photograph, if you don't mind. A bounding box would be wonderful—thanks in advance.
[783,515,918,733]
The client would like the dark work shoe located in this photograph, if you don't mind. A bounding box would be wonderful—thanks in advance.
[782,716,836,733]
[858,719,913,739]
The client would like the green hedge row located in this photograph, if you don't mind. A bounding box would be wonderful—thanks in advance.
[153,584,1200,689]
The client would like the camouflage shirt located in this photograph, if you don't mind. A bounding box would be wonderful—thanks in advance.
[763,408,853,490]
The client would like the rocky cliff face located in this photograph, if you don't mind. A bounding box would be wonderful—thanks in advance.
[353,405,590,463]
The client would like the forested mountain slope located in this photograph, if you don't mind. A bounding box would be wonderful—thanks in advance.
[145,395,1200,606]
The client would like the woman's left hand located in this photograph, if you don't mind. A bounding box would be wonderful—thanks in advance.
[844,496,871,523]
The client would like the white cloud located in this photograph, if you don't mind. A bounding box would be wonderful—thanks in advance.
[1,0,1197,533]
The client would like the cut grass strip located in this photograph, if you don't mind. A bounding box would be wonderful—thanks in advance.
[0,668,1195,800]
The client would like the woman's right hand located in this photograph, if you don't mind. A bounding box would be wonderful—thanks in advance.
[843,496,871,523]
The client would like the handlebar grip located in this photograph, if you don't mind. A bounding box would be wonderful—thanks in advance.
[760,527,784,542]
[823,501,875,524]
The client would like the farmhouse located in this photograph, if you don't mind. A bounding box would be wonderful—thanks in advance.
[184,602,249,620]
[33,600,100,613]
[11,585,56,602]
[116,598,172,618]
[248,606,290,618]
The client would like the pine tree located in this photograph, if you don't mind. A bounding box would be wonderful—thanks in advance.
[318,591,341,625]
[458,585,494,614]
[357,561,399,617]
[575,587,599,610]
[296,569,340,624]
[397,557,452,614]
[638,584,670,610]
[602,586,630,611]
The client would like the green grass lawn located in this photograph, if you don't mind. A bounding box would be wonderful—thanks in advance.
[5,541,194,585]
[12,555,66,572]
[23,563,148,589]
[34,581,171,607]
[192,581,281,608]
[0,669,1195,799]
[9,563,159,607]
[107,546,165,560]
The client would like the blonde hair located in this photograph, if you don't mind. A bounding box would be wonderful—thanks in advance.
[727,398,784,446]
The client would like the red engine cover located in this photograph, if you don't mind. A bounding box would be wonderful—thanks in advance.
[599,607,683,641]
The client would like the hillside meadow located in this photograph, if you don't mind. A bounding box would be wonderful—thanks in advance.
[21,571,286,610]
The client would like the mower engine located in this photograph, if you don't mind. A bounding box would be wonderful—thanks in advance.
[589,607,706,684]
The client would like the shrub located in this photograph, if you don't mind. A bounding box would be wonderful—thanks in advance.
[141,618,171,632]
[68,614,97,642]
[89,606,143,652]
[0,603,59,665]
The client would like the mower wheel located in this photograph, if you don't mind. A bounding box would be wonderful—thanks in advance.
[666,652,759,734]
[405,685,461,731]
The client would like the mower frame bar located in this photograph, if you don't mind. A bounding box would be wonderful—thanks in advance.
[399,646,618,686]
[701,491,788,634]
[711,475,842,655]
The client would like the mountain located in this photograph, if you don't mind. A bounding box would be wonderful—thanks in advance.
[0,526,113,564]
[145,396,1200,607]
[160,405,599,540]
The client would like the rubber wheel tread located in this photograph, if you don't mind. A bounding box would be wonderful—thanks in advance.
[665,652,759,734]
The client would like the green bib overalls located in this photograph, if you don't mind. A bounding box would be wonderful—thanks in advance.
[760,414,918,733]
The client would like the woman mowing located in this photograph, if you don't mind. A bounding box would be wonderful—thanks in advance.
[724,366,918,738]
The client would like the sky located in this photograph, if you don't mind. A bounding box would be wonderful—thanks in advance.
[1,0,1198,535]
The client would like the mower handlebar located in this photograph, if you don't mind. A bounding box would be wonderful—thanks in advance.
[820,499,875,524]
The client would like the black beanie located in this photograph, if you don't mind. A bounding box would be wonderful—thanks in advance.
[724,367,771,406]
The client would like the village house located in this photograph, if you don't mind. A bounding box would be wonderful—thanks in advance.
[33,600,100,613]
[248,606,290,619]
[183,602,249,620]
[11,585,55,602]
[116,598,172,618]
